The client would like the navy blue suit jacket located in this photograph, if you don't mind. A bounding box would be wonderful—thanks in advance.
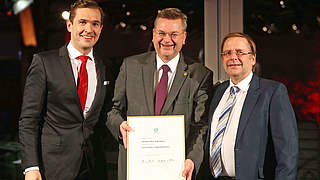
[200,74,298,180]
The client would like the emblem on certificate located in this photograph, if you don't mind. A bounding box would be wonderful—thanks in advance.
[127,115,185,180]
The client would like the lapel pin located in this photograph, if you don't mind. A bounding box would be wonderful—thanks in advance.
[104,81,110,85]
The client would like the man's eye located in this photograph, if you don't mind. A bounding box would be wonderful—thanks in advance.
[171,33,178,37]
[159,32,165,36]
[236,51,244,55]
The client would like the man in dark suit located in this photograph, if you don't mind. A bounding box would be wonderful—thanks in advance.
[19,0,113,179]
[199,32,298,180]
[106,8,213,180]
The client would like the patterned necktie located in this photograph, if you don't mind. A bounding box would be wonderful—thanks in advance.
[210,86,239,178]
[154,64,170,115]
[77,55,89,112]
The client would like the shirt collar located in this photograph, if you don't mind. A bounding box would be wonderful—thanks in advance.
[229,72,253,92]
[67,43,94,61]
[156,53,180,72]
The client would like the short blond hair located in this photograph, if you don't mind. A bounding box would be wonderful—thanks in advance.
[154,8,187,32]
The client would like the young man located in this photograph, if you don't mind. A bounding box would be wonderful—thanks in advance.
[19,0,113,179]
[106,8,213,180]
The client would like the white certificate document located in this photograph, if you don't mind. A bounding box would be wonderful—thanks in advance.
[127,115,185,180]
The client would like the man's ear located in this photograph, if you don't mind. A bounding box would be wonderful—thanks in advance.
[66,19,72,32]
[182,31,187,45]
[251,54,256,66]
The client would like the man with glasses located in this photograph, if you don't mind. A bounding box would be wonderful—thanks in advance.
[199,32,298,180]
[106,8,213,180]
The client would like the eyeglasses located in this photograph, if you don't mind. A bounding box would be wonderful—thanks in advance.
[220,50,253,57]
[155,30,182,39]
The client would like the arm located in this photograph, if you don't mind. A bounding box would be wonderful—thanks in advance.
[25,170,42,180]
[185,69,213,177]
[19,54,46,178]
[270,83,299,180]
[106,59,129,145]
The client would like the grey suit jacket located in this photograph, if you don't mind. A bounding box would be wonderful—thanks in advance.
[106,51,213,180]
[19,45,113,180]
[200,74,298,180]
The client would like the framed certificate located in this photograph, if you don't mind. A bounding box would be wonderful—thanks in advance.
[127,115,185,180]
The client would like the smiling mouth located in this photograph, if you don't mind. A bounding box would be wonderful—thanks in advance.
[227,63,242,67]
[81,34,95,40]
[160,43,174,48]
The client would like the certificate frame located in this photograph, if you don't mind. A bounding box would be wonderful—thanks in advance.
[127,115,185,180]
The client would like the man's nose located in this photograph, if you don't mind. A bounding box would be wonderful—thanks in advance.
[230,51,238,59]
[162,33,173,40]
[85,24,93,32]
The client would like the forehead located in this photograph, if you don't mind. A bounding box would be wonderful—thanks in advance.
[223,37,250,50]
[74,8,101,22]
[155,18,183,31]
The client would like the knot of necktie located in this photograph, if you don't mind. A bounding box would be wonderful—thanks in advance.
[161,64,170,73]
[78,55,89,64]
[230,86,239,95]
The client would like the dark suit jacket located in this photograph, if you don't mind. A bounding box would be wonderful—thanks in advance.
[199,74,299,180]
[106,51,213,180]
[19,45,113,180]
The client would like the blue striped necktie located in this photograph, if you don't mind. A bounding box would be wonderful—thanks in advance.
[210,86,239,178]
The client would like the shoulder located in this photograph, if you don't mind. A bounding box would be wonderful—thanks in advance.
[184,56,212,77]
[123,51,155,65]
[256,76,288,95]
[30,49,60,67]
[34,49,59,59]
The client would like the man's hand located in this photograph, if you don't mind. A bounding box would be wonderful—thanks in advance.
[120,121,133,149]
[182,159,194,180]
[25,170,42,180]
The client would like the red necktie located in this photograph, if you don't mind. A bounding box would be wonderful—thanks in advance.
[78,55,88,112]
[155,64,170,115]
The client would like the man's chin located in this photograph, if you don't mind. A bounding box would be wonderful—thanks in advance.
[159,50,175,57]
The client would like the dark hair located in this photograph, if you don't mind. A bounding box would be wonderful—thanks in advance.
[154,8,187,32]
[221,32,256,55]
[69,0,104,25]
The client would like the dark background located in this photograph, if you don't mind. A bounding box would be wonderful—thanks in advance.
[0,0,319,179]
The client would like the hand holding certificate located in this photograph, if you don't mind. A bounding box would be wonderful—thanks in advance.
[127,115,186,180]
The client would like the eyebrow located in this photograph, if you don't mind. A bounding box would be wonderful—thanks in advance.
[156,29,180,33]
[224,49,247,51]
[79,19,101,24]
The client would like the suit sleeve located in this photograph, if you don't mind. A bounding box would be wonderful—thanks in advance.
[106,59,127,141]
[187,69,213,175]
[270,83,299,180]
[19,54,47,170]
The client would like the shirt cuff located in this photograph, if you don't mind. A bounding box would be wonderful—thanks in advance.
[24,166,40,175]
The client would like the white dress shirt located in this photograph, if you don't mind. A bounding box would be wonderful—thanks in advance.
[155,53,180,91]
[210,72,253,176]
[67,43,97,118]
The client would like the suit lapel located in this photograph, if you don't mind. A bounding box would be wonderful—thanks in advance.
[161,56,188,114]
[236,75,261,141]
[142,52,156,114]
[58,46,83,115]
[208,82,229,122]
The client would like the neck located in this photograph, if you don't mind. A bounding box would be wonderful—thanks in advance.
[70,42,92,55]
